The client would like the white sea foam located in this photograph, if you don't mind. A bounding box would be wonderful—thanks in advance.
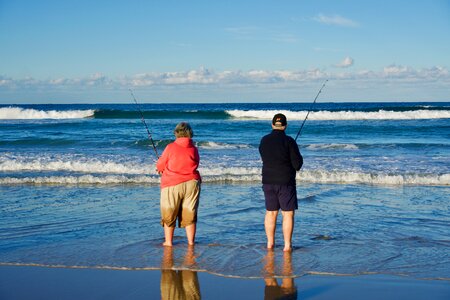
[198,141,251,149]
[1,154,448,186]
[0,157,151,174]
[226,109,450,120]
[306,143,359,150]
[0,107,95,119]
[0,175,159,185]
[0,156,257,178]
[298,170,450,186]
[200,166,261,177]
[0,168,448,186]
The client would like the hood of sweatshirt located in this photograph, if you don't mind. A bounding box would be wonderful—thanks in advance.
[174,137,194,147]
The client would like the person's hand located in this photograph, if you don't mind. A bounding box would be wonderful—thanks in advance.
[156,168,163,175]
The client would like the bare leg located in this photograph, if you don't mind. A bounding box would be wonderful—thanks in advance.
[163,224,175,246]
[265,210,278,249]
[281,210,294,252]
[185,223,196,246]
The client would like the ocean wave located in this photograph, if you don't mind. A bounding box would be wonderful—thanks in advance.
[93,109,229,119]
[3,106,449,121]
[299,171,450,186]
[0,107,95,119]
[0,157,150,174]
[304,142,450,151]
[306,143,359,150]
[0,175,159,185]
[226,109,450,120]
[1,154,448,185]
[197,141,251,149]
[0,138,77,147]
[1,170,448,186]
[0,156,257,177]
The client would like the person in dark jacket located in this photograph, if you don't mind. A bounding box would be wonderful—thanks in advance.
[259,113,303,251]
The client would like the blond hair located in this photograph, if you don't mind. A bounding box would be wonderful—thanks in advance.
[174,122,194,138]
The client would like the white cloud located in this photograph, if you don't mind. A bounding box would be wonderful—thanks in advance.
[335,57,354,68]
[383,65,410,74]
[313,14,359,27]
[1,65,449,92]
[0,76,13,87]
[2,65,449,102]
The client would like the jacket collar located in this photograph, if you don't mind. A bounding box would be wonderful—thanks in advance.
[175,137,193,147]
[271,129,286,135]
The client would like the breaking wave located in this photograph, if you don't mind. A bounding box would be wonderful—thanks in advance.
[197,141,251,149]
[0,107,95,119]
[1,170,448,186]
[226,109,450,120]
[2,106,450,121]
[0,157,149,174]
[306,143,359,150]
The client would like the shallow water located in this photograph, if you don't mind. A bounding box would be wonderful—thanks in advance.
[1,183,449,279]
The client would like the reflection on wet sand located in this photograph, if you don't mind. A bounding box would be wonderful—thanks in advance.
[160,246,201,300]
[264,250,297,300]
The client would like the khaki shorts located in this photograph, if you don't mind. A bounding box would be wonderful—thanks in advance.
[160,180,200,228]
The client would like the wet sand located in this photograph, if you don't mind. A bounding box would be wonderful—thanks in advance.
[1,265,449,299]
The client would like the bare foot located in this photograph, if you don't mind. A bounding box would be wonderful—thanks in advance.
[283,245,292,252]
[267,243,275,249]
[162,242,173,247]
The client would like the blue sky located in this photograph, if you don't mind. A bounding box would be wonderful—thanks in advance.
[0,0,449,103]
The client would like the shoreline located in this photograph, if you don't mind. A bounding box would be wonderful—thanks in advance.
[1,265,449,299]
[1,262,449,282]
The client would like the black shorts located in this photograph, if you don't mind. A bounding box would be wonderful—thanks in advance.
[262,184,298,211]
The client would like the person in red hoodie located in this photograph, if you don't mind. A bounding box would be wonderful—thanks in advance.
[156,122,201,246]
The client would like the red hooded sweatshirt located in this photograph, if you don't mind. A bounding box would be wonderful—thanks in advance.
[156,137,201,188]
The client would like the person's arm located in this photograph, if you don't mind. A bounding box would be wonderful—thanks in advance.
[156,146,170,174]
[194,147,202,183]
[289,139,303,171]
[258,137,266,160]
[194,147,200,167]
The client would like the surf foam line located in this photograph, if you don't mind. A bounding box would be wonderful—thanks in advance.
[0,157,261,176]
[226,109,450,120]
[0,171,448,186]
[1,262,448,281]
[0,175,160,185]
[0,107,95,119]
[305,143,359,150]
[1,156,448,185]
[197,141,251,149]
[0,158,150,174]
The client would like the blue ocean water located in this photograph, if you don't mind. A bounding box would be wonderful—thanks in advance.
[0,102,449,279]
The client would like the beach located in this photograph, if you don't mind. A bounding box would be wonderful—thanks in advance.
[2,0,449,297]
[1,102,449,298]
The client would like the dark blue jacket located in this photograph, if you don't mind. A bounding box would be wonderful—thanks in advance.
[259,130,303,185]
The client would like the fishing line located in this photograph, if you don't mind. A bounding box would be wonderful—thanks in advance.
[129,89,159,158]
[294,79,328,141]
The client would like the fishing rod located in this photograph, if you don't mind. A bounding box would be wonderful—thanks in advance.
[294,79,328,141]
[129,89,159,158]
